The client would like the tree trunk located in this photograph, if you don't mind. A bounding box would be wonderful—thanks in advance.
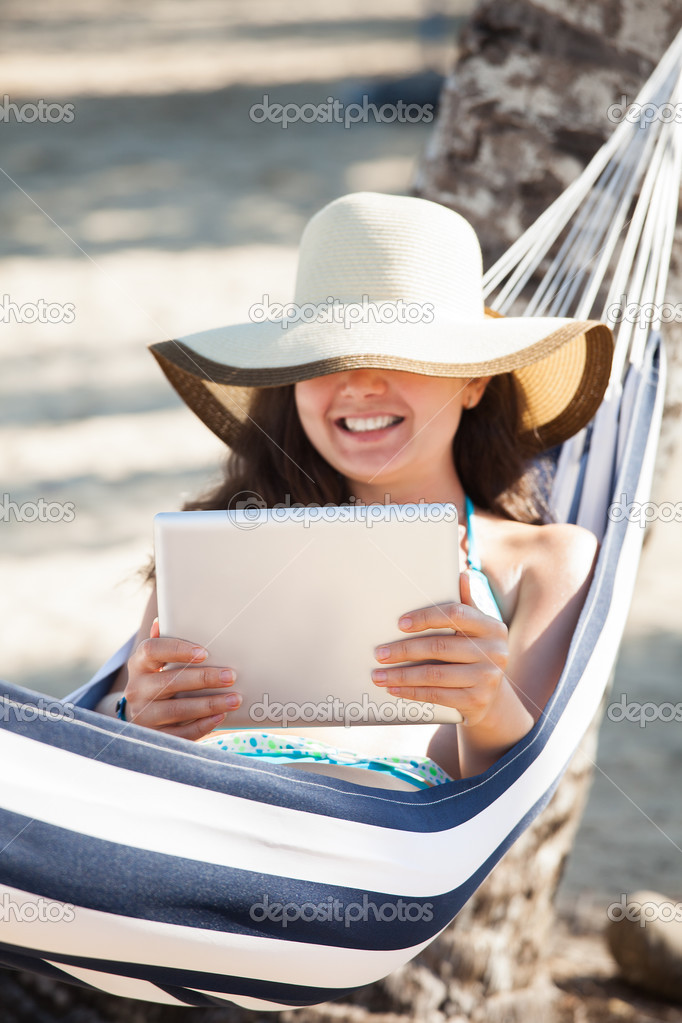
[3,3,681,1022]
[414,0,682,502]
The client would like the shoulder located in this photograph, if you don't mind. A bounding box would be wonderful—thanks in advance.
[472,510,599,623]
[477,515,599,716]
[521,522,599,588]
[510,521,599,636]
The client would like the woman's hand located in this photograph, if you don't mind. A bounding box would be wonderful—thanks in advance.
[371,572,509,727]
[122,618,242,739]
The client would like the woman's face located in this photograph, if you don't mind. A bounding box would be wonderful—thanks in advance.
[294,368,489,501]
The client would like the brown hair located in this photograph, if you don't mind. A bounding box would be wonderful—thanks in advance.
[196,375,553,513]
[143,374,553,582]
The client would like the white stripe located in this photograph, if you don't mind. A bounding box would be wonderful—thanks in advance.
[0,884,433,991]
[45,962,188,1005]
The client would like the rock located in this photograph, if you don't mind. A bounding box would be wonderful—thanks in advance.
[605,889,682,1002]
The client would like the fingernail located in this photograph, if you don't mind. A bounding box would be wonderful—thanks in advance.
[372,670,387,683]
[224,693,242,708]
[398,616,412,628]
[209,713,226,724]
[191,647,208,661]
[220,669,236,683]
[375,646,391,660]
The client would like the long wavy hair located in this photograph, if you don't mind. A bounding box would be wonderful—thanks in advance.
[144,374,554,582]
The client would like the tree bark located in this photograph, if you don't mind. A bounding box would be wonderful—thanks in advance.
[414,0,682,500]
[2,3,681,1022]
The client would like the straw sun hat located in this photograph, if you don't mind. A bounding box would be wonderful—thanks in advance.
[150,192,614,456]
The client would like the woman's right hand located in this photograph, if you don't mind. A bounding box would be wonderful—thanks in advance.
[122,618,242,739]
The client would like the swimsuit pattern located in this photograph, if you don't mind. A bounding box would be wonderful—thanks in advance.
[198,730,452,788]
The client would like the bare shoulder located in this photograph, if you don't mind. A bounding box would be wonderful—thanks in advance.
[521,521,599,590]
[474,512,599,715]
[471,509,599,623]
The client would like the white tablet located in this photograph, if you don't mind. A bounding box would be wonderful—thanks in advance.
[154,504,462,728]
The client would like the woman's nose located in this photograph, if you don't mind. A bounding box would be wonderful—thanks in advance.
[337,369,388,393]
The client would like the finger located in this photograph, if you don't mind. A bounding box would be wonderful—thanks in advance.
[148,664,237,696]
[163,713,228,741]
[382,683,480,720]
[150,617,160,639]
[399,601,507,639]
[145,691,242,728]
[132,636,210,672]
[373,660,476,691]
[374,633,480,665]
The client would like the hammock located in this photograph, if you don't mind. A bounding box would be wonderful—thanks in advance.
[0,33,680,1010]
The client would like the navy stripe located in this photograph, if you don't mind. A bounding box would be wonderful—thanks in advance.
[153,985,246,1007]
[0,950,96,990]
[0,805,462,949]
[0,939,359,1006]
[0,758,571,1008]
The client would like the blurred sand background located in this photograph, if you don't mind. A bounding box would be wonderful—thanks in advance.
[1,0,681,1006]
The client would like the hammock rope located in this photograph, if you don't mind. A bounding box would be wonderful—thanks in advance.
[0,32,680,1010]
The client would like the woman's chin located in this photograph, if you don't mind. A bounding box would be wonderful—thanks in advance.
[339,465,404,496]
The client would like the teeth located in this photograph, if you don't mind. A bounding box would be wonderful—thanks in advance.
[343,415,402,432]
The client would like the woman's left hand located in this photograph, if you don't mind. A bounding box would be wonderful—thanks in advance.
[371,571,509,727]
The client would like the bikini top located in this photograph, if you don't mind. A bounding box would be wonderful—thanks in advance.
[464,495,504,623]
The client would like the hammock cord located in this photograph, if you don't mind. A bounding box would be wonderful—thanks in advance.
[480,28,682,532]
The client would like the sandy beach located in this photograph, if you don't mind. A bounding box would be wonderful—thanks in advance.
[1,1,681,1017]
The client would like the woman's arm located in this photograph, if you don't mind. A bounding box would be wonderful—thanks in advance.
[456,524,599,777]
[373,523,599,780]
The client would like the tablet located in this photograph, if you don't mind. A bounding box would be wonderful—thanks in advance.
[154,504,462,728]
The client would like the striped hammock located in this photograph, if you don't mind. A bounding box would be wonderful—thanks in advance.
[1,30,680,1011]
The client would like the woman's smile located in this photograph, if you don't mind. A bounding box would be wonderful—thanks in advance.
[294,367,489,501]
[332,411,407,444]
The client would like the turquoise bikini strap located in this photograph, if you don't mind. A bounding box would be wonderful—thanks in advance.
[464,495,482,571]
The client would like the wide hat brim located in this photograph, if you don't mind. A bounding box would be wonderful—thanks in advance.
[149,310,614,457]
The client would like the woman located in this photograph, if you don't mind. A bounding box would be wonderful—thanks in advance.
[91,192,613,788]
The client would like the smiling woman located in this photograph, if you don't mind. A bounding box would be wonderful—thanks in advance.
[83,191,613,787]
[293,368,490,505]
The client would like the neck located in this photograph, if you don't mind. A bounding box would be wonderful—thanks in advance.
[347,463,467,516]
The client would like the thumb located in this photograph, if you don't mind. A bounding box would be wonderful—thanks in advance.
[459,570,476,607]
